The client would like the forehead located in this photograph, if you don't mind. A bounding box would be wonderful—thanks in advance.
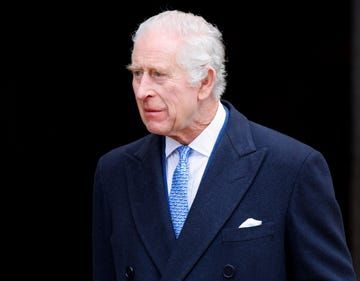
[131,31,182,69]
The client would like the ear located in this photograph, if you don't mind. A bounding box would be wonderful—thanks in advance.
[198,67,216,100]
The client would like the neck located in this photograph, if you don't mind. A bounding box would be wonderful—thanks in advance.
[171,98,220,145]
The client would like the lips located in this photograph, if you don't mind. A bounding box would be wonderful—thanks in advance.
[142,107,166,120]
[144,108,163,113]
[143,105,167,113]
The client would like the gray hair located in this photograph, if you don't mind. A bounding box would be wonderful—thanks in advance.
[132,10,227,99]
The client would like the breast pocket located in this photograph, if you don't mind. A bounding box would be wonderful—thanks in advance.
[222,222,274,242]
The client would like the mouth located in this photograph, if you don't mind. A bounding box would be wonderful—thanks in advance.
[144,108,163,113]
[142,107,166,120]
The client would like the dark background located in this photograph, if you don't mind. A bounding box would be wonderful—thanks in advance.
[6,1,356,279]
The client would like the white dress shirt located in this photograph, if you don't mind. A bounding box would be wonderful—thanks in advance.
[165,102,226,208]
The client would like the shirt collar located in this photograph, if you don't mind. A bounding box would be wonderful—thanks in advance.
[165,101,226,158]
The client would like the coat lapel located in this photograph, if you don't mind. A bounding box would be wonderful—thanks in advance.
[126,135,175,275]
[161,102,267,281]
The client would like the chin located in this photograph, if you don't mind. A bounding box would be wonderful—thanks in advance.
[145,123,169,136]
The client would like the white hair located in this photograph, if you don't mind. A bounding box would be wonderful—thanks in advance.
[132,10,227,99]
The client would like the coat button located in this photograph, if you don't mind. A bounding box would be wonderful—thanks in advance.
[125,266,135,280]
[223,264,235,278]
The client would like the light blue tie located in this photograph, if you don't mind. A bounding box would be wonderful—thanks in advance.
[169,145,192,238]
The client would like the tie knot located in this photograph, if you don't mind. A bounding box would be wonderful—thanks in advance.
[177,145,191,161]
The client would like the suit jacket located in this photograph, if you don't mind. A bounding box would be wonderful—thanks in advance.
[93,101,356,281]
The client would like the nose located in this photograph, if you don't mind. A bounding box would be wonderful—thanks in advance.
[134,73,155,100]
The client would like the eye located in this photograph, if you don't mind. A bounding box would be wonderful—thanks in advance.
[152,71,164,78]
[132,70,143,78]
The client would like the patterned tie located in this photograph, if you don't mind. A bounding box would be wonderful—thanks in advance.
[169,145,192,238]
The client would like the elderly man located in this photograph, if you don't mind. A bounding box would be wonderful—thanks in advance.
[93,10,356,280]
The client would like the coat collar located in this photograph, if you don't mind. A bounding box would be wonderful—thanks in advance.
[125,135,175,275]
[126,101,267,279]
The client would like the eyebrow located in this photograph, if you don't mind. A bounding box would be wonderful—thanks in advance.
[126,64,138,71]
[127,64,169,73]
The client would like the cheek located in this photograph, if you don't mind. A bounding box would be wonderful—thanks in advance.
[171,88,195,109]
[132,81,139,95]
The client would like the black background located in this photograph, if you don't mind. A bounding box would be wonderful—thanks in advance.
[6,1,353,279]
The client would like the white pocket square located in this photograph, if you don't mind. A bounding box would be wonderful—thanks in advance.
[238,218,262,228]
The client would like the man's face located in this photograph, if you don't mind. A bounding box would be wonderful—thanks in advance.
[129,30,200,140]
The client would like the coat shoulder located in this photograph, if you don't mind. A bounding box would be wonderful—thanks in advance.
[249,121,318,162]
[98,134,155,166]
